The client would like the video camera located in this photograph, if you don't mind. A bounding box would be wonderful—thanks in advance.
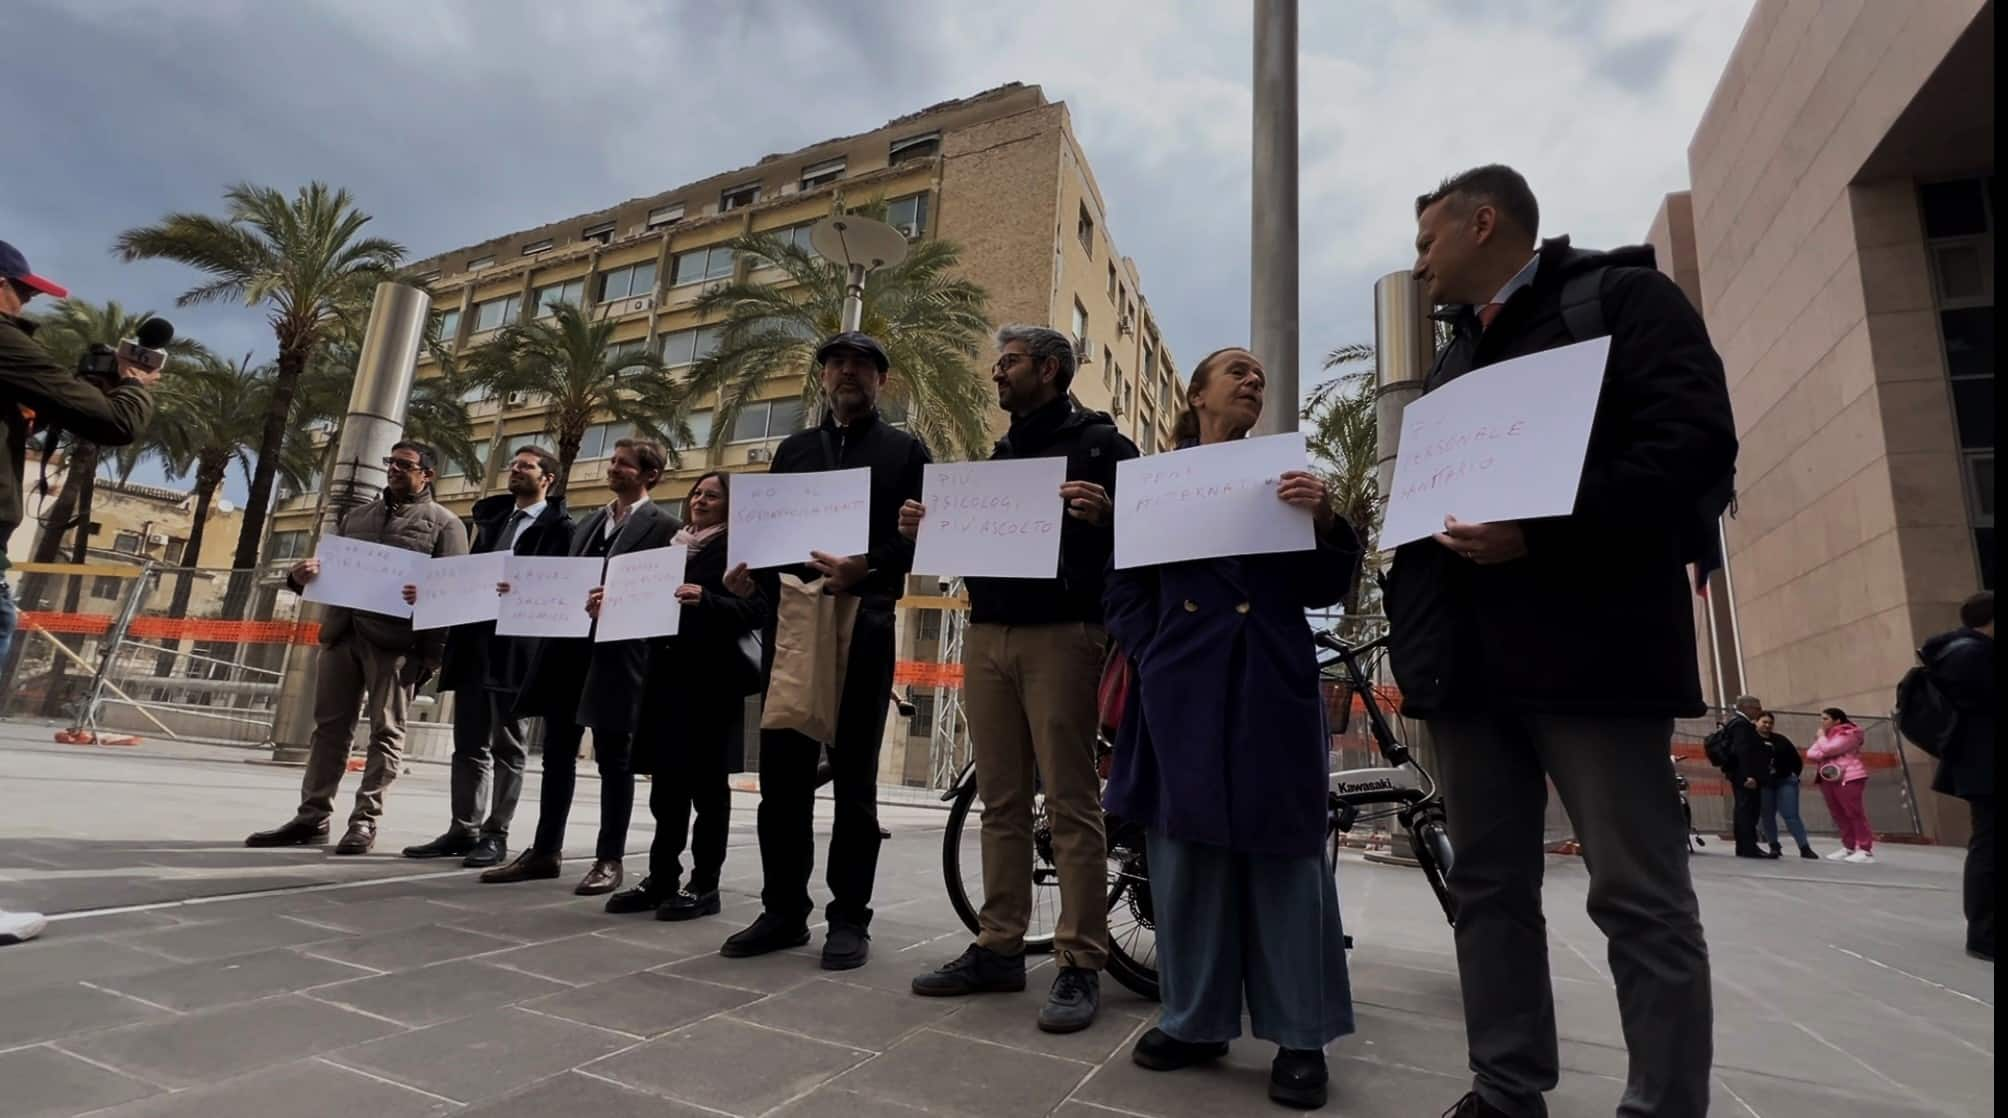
[74,317,173,388]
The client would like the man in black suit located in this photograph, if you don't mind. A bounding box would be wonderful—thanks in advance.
[483,438,678,897]
[1722,694,1775,860]
[402,445,574,868]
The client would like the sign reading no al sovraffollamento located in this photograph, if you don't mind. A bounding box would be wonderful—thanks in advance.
[1379,335,1612,550]
[727,467,872,571]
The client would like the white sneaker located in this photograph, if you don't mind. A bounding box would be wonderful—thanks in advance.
[1827,849,1852,860]
[1845,850,1876,864]
[0,909,47,945]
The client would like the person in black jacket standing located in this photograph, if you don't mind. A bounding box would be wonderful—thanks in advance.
[1755,711,1815,859]
[1392,166,1736,1118]
[1723,694,1776,860]
[1919,590,1995,961]
[901,325,1137,1033]
[720,331,929,971]
[401,446,575,868]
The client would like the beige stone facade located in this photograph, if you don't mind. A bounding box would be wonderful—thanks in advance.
[1649,0,1993,840]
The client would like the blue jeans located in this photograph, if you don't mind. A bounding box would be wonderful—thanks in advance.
[1759,777,1811,850]
[0,575,16,665]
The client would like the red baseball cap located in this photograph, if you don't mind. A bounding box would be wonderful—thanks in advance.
[0,240,69,299]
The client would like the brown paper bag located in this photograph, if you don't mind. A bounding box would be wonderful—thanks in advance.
[759,574,859,742]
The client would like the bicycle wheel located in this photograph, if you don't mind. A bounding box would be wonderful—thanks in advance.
[1411,818,1458,928]
[1103,822,1160,1000]
[939,781,1057,954]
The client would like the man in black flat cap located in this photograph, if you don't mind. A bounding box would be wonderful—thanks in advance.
[720,330,930,971]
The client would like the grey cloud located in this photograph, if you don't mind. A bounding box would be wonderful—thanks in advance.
[1594,31,1682,94]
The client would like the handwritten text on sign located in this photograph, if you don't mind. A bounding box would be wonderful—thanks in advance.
[410,551,507,631]
[1379,336,1611,550]
[301,536,418,618]
[1114,431,1315,569]
[728,466,871,571]
[914,458,1066,579]
[595,545,688,643]
[496,555,603,639]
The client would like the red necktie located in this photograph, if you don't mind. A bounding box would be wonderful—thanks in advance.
[1478,302,1504,330]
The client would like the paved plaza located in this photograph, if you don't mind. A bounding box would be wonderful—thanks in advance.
[0,722,1992,1117]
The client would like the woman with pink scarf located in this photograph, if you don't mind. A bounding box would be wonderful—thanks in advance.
[1807,707,1875,863]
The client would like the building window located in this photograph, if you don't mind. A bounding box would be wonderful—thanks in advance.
[92,575,122,601]
[721,182,761,211]
[1077,204,1095,255]
[889,131,940,164]
[1072,299,1088,344]
[909,693,936,737]
[646,203,685,229]
[113,530,142,554]
[598,261,657,302]
[660,325,723,369]
[917,609,942,642]
[606,338,649,375]
[762,223,818,258]
[268,530,310,562]
[1104,346,1114,383]
[522,239,553,256]
[673,245,736,286]
[533,278,585,318]
[729,398,808,442]
[583,221,616,246]
[433,308,462,344]
[1108,263,1118,300]
[673,410,714,451]
[1921,176,1996,587]
[577,420,637,461]
[470,294,522,334]
[467,256,495,271]
[800,159,845,190]
[886,193,930,239]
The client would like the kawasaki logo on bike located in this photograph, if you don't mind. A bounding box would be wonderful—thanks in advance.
[1330,768,1421,797]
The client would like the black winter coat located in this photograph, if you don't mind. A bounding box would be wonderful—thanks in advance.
[1763,731,1805,781]
[966,398,1139,626]
[438,494,576,696]
[1723,715,1769,783]
[1384,237,1738,719]
[767,409,928,606]
[633,531,772,775]
[1923,627,1995,799]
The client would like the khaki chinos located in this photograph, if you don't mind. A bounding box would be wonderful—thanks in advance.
[295,636,418,829]
[964,620,1109,969]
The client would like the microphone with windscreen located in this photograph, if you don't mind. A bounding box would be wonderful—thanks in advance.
[116,317,174,372]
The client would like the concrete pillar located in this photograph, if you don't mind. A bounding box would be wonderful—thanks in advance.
[1249,0,1299,435]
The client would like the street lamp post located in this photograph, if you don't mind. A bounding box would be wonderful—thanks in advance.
[810,215,909,334]
[1251,0,1300,435]
[263,282,430,762]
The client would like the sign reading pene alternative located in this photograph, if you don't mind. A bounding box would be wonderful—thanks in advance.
[727,466,872,571]
[1378,336,1611,550]
[1113,431,1315,569]
[594,545,688,643]
[301,536,418,618]
[410,551,507,631]
[496,555,603,639]
[913,458,1067,579]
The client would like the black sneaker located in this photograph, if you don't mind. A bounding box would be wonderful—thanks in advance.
[657,888,722,922]
[719,912,811,958]
[911,944,1028,997]
[1443,1091,1516,1117]
[822,922,870,971]
[605,876,668,915]
[1038,967,1099,1033]
[1270,1048,1328,1110]
[1131,1027,1229,1071]
[1799,846,1820,860]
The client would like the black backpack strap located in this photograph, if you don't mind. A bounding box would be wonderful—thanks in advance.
[1559,267,1608,343]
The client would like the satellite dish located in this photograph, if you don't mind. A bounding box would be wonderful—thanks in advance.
[810,215,910,272]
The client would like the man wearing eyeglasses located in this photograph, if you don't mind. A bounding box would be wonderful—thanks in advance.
[247,441,469,855]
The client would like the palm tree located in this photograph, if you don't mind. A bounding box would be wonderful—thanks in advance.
[685,199,994,461]
[115,182,405,572]
[1302,343,1380,623]
[463,300,681,494]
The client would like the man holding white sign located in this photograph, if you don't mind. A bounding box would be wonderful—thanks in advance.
[721,330,927,973]
[1395,166,1736,1118]
[900,325,1136,1033]
[247,441,468,856]
[402,446,574,869]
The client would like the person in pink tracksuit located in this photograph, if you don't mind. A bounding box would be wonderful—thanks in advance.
[1808,708,1874,862]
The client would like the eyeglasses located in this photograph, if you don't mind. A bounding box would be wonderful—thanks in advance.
[991,353,1033,374]
[382,457,425,474]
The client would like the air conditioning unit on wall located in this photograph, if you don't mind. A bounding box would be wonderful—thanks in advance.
[746,447,773,463]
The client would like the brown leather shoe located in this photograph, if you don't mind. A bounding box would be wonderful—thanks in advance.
[574,859,623,896]
[334,824,375,855]
[481,849,562,884]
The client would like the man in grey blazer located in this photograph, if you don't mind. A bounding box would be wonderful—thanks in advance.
[482,438,679,896]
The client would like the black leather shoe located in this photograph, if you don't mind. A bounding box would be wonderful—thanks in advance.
[656,888,721,922]
[912,944,1027,997]
[1131,1027,1229,1071]
[1443,1091,1516,1117]
[481,849,561,884]
[403,830,476,859]
[1270,1048,1328,1110]
[462,834,508,868]
[574,859,623,896]
[1799,846,1819,860]
[720,912,811,958]
[334,824,375,855]
[245,819,329,848]
[822,922,870,971]
[605,877,667,915]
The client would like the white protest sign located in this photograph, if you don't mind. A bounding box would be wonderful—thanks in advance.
[728,466,871,571]
[496,555,603,638]
[301,536,418,618]
[595,545,687,643]
[410,551,508,631]
[1379,336,1611,550]
[1113,431,1315,569]
[914,458,1067,580]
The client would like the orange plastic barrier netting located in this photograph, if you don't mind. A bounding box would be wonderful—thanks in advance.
[20,612,321,645]
[895,660,965,688]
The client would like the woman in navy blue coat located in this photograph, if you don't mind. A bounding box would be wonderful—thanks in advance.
[1104,346,1361,1111]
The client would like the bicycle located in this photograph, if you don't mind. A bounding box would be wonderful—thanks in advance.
[938,628,1456,1001]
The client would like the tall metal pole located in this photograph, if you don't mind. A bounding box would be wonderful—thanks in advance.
[264,282,430,762]
[840,262,868,333]
[1250,0,1300,435]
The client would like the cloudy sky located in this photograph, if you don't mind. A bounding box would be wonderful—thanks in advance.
[4,0,1752,498]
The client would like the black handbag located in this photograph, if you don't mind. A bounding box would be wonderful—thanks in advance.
[725,629,766,697]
